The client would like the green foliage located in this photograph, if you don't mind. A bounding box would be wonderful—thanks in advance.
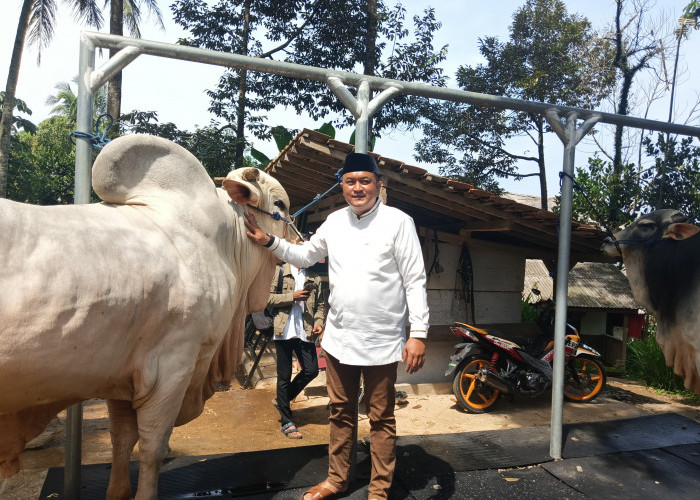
[562,135,700,227]
[45,79,108,124]
[121,110,243,178]
[170,0,446,157]
[315,122,335,139]
[249,147,271,168]
[0,92,37,134]
[415,0,614,195]
[626,325,695,397]
[349,129,376,151]
[682,1,700,20]
[560,155,641,228]
[251,122,336,169]
[641,134,700,222]
[521,299,538,323]
[270,126,293,153]
[7,116,84,204]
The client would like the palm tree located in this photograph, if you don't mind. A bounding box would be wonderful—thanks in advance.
[0,0,163,198]
[0,0,102,198]
[107,0,164,132]
[45,77,108,123]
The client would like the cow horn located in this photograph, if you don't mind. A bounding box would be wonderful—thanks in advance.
[242,168,261,182]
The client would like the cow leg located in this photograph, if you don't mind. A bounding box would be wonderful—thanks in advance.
[106,399,139,500]
[132,387,187,500]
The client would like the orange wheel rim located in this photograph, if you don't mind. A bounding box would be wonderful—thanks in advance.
[459,359,499,409]
[565,358,603,400]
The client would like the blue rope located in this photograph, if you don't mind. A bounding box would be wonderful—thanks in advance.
[291,168,344,219]
[69,113,113,149]
[247,204,305,241]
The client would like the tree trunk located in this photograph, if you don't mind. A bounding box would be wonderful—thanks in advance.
[363,0,378,149]
[364,0,378,77]
[108,0,124,135]
[536,117,548,210]
[0,0,33,199]
[610,71,633,228]
[235,0,252,167]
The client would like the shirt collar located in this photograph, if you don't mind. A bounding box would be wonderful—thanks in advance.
[352,198,381,221]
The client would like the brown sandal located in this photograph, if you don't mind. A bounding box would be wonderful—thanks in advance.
[300,482,340,500]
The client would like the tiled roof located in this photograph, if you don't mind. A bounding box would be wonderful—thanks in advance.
[265,129,614,263]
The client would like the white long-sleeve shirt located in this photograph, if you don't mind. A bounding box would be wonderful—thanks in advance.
[269,200,429,366]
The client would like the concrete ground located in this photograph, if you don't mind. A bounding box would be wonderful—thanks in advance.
[2,372,699,499]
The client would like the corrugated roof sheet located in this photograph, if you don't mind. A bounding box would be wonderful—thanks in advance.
[524,259,642,311]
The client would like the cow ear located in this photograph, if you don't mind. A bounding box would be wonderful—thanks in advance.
[663,223,700,240]
[222,178,259,205]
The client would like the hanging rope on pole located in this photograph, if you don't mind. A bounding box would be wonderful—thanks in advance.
[70,113,113,149]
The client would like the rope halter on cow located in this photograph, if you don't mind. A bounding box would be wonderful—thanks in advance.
[249,166,344,243]
[246,204,304,242]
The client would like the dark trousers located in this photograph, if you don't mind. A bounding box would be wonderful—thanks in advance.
[274,338,319,425]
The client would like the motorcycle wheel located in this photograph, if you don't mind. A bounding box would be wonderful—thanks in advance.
[452,356,500,413]
[563,355,607,402]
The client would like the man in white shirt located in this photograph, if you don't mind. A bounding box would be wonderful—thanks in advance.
[244,152,429,500]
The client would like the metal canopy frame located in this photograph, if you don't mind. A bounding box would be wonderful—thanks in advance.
[68,31,700,499]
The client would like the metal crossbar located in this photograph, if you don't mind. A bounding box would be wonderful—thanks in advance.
[66,31,700,499]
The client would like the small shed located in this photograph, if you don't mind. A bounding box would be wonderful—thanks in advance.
[264,129,614,383]
[524,260,645,367]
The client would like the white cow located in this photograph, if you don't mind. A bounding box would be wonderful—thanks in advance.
[0,134,291,499]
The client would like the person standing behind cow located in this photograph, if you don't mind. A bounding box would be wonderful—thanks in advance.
[244,152,429,500]
[269,261,325,439]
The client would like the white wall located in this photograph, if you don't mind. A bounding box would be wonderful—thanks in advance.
[425,242,525,326]
[580,311,607,336]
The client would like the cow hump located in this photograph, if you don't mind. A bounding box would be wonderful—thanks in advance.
[92,134,215,205]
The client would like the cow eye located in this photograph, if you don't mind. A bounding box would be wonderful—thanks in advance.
[274,200,287,212]
[638,220,656,231]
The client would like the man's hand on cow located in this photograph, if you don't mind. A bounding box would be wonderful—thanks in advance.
[243,211,270,246]
[402,337,426,374]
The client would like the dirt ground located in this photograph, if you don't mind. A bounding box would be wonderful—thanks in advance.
[3,375,699,500]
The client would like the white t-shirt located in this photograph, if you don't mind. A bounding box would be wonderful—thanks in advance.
[281,265,307,341]
[270,200,429,365]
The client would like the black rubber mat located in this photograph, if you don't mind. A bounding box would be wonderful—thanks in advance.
[40,413,700,499]
[543,447,700,499]
[40,445,344,499]
[393,426,553,476]
[560,413,700,458]
[395,468,588,500]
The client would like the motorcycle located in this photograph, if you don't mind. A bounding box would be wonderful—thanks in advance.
[445,299,606,413]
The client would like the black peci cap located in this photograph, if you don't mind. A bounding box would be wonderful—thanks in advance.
[341,153,380,176]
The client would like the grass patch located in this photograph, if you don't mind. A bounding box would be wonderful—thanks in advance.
[626,326,699,400]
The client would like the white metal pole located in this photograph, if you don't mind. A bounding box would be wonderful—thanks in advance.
[544,111,600,459]
[65,33,96,500]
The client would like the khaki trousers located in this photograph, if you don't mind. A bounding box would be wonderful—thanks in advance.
[324,352,398,499]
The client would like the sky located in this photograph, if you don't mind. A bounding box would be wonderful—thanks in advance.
[1,0,698,197]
